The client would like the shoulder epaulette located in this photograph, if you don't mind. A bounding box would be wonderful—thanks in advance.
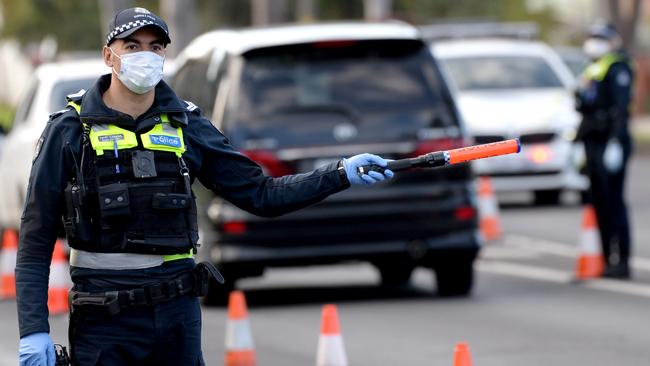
[65,89,87,104]
[184,100,200,114]
[49,106,77,120]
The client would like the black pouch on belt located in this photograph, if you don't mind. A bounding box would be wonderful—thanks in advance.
[70,291,121,315]
[193,261,225,296]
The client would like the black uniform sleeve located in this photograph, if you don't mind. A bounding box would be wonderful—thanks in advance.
[607,62,633,113]
[605,62,634,138]
[187,116,350,218]
[15,115,76,338]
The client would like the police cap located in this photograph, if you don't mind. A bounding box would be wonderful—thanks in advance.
[106,7,171,46]
[587,22,620,40]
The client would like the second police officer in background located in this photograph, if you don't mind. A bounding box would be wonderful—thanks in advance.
[16,7,394,366]
[575,23,634,279]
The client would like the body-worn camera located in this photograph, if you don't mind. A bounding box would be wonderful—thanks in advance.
[132,150,157,178]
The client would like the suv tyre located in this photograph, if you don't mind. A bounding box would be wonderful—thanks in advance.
[434,254,474,297]
[376,261,415,288]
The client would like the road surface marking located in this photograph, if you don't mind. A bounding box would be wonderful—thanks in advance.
[477,261,571,283]
[478,260,650,299]
[502,234,650,273]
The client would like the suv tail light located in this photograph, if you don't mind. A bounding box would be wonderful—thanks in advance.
[454,206,476,221]
[221,221,247,234]
[243,150,294,177]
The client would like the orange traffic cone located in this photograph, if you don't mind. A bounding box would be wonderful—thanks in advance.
[477,176,502,241]
[225,290,256,366]
[316,304,348,366]
[0,229,19,299]
[575,205,605,280]
[452,342,473,366]
[47,240,71,315]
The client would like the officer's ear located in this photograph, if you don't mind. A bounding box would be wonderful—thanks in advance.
[102,44,118,69]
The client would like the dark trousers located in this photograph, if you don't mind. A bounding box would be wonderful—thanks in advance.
[584,140,631,267]
[69,294,204,366]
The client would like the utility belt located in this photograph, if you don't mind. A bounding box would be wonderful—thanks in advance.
[70,262,224,315]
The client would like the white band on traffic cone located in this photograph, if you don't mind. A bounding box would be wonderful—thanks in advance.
[226,319,255,350]
[316,335,348,366]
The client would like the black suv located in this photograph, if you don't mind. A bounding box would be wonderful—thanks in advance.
[172,23,480,303]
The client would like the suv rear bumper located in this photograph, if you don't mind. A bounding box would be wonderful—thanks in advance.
[486,168,588,192]
[210,228,481,266]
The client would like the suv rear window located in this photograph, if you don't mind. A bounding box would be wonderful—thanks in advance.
[227,40,451,147]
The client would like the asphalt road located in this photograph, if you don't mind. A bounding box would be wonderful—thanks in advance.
[1,155,649,365]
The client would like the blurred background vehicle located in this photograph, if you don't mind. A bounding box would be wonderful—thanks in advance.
[0,58,176,232]
[431,36,589,205]
[0,60,108,231]
[173,22,480,303]
[553,46,591,78]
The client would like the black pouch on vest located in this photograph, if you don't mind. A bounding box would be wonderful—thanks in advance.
[152,193,191,210]
[98,183,130,219]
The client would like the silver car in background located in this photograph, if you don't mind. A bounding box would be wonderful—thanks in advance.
[432,39,588,204]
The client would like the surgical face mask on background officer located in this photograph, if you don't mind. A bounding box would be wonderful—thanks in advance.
[103,27,166,95]
[582,34,622,61]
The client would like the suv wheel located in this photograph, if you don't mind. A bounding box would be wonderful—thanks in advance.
[434,257,474,297]
[376,262,415,288]
[202,277,234,306]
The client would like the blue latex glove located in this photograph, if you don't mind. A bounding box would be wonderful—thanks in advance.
[342,153,394,186]
[19,332,55,366]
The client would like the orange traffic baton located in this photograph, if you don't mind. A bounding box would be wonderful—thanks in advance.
[357,139,521,175]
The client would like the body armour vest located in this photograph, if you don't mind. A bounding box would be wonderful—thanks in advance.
[63,100,198,255]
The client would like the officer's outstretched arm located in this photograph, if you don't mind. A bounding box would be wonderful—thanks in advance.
[189,117,391,218]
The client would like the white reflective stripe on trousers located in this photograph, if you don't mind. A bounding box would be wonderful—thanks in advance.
[69,248,164,270]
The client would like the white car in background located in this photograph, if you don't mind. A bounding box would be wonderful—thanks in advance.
[432,39,588,204]
[0,58,177,231]
[0,60,108,230]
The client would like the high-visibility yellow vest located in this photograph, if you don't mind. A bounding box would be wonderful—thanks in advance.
[67,100,193,264]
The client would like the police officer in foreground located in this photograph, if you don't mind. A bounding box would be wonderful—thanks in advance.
[17,7,393,365]
[575,23,634,279]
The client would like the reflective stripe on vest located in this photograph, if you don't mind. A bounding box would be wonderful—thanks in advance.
[88,124,138,156]
[141,114,186,157]
[66,100,194,267]
[67,101,186,157]
[70,248,194,269]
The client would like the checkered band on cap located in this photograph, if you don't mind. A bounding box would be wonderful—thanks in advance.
[106,19,159,44]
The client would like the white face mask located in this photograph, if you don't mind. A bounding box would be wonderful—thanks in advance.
[109,48,164,94]
[583,38,611,60]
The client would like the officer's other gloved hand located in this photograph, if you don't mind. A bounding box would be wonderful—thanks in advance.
[342,153,394,186]
[19,332,55,366]
[603,137,623,173]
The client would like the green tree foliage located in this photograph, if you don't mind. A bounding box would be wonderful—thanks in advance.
[0,0,558,51]
[0,0,160,51]
[394,0,557,39]
[1,0,102,50]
